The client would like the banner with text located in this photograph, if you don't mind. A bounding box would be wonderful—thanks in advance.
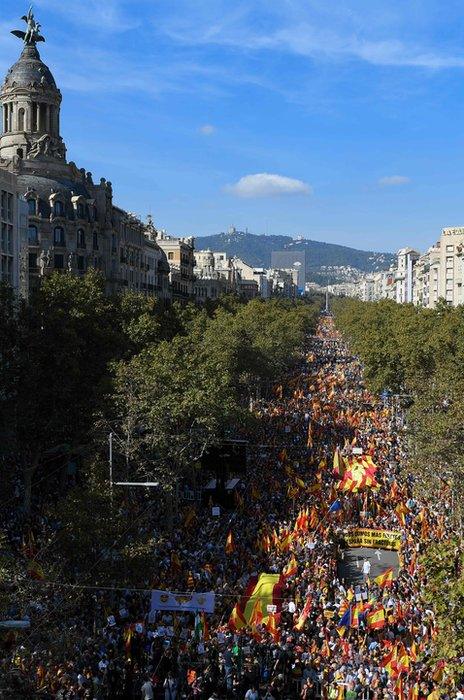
[345,528,402,551]
[150,590,215,614]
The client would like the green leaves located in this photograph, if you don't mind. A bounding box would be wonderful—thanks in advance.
[107,298,318,496]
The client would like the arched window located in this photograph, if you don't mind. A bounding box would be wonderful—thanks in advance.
[28,225,38,245]
[27,199,36,215]
[92,232,99,250]
[53,226,65,246]
[77,203,85,219]
[77,229,86,249]
[18,108,25,132]
[53,200,64,217]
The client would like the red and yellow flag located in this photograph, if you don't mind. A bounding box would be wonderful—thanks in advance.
[229,573,283,631]
[395,503,409,527]
[266,612,280,642]
[225,530,235,555]
[294,596,312,631]
[374,567,394,589]
[366,605,386,630]
[282,555,298,578]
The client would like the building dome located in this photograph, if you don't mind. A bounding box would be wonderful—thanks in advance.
[3,45,57,91]
[17,173,90,200]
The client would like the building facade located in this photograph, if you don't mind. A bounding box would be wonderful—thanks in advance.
[394,247,420,304]
[156,230,195,303]
[0,168,28,297]
[270,250,307,290]
[0,10,170,301]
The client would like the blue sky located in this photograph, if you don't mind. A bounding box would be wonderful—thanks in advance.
[2,0,464,252]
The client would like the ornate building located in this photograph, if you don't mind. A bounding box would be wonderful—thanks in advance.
[0,9,171,299]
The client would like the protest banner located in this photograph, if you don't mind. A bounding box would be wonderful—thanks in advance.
[345,528,402,551]
[150,590,215,614]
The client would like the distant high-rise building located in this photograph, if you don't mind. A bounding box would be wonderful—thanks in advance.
[271,250,307,289]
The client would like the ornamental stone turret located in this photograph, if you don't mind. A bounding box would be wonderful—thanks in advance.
[0,7,66,162]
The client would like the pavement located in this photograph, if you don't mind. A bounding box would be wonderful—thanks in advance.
[337,545,400,585]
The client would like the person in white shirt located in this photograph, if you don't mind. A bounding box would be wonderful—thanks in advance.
[362,559,371,578]
[141,678,154,700]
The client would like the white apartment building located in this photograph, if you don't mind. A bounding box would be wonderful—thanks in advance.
[395,247,420,304]
[437,227,464,306]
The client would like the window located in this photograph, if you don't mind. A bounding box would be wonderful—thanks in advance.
[7,193,13,222]
[77,229,86,249]
[168,252,174,260]
[53,200,64,217]
[54,253,64,269]
[77,203,85,219]
[53,226,65,246]
[446,245,454,252]
[92,232,99,250]
[27,199,36,215]
[28,252,37,270]
[77,255,85,272]
[28,225,38,245]
[18,108,25,131]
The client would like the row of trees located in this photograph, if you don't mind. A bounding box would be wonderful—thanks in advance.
[333,297,464,502]
[333,297,464,670]
[0,271,319,517]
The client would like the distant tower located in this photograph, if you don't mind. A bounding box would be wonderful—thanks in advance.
[1,8,66,162]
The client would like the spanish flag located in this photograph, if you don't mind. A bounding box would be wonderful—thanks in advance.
[225,530,235,555]
[294,596,312,631]
[266,612,280,642]
[282,555,298,579]
[374,567,394,589]
[229,573,283,631]
[397,645,410,674]
[366,605,386,630]
[381,644,398,678]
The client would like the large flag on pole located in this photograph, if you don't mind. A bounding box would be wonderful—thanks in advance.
[229,573,283,631]
[337,456,379,492]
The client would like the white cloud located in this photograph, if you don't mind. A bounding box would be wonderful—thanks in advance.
[225,173,312,198]
[199,124,216,136]
[36,0,140,33]
[378,175,411,187]
[158,2,464,71]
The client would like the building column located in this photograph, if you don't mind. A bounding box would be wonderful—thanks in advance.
[46,104,50,133]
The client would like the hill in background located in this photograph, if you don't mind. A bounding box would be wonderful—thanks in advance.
[196,229,395,284]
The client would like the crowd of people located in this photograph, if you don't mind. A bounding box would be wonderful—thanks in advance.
[0,316,458,698]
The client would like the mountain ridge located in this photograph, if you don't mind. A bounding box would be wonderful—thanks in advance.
[195,230,395,282]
